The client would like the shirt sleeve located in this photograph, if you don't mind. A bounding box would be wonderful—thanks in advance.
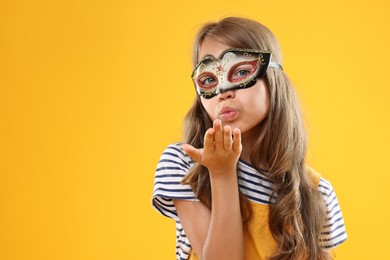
[317,178,348,249]
[152,143,197,221]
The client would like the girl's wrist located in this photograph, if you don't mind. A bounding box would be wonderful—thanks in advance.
[208,168,238,181]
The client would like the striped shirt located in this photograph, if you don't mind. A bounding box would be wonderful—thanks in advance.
[152,143,347,259]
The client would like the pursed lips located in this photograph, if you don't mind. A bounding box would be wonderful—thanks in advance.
[218,106,239,121]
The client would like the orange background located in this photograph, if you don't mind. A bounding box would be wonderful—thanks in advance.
[1,0,389,259]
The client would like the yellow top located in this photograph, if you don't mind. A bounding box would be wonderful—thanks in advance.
[188,168,321,260]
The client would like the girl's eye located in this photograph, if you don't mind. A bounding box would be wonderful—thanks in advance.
[203,77,216,85]
[197,73,218,90]
[228,60,258,83]
[236,70,250,77]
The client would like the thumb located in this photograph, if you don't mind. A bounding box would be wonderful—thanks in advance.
[182,144,203,163]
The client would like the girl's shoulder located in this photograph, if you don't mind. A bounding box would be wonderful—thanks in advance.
[162,142,185,154]
[305,166,340,201]
[305,165,334,196]
[157,142,195,169]
[162,142,191,157]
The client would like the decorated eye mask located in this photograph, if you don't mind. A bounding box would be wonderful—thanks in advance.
[191,48,282,99]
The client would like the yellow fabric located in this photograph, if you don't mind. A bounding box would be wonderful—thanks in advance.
[188,167,322,260]
[244,202,277,259]
[306,166,321,188]
[188,203,276,260]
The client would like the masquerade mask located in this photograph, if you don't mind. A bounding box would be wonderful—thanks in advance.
[192,48,282,99]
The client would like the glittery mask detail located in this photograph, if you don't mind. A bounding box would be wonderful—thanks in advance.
[192,48,282,99]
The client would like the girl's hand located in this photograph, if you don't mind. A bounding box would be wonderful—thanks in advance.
[182,119,242,178]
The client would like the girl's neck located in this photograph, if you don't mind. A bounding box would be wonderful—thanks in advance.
[240,143,252,163]
[240,131,256,163]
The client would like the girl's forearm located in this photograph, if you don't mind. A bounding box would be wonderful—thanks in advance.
[202,170,244,260]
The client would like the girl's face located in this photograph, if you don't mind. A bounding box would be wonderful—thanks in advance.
[198,38,270,137]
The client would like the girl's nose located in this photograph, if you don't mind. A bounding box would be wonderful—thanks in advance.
[217,89,235,101]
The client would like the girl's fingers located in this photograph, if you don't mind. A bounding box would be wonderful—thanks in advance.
[203,128,215,152]
[233,128,242,152]
[223,125,232,150]
[213,119,223,148]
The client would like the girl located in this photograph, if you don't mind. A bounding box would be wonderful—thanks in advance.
[152,17,347,260]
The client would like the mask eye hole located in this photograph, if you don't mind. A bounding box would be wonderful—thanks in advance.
[196,72,218,90]
[228,60,258,83]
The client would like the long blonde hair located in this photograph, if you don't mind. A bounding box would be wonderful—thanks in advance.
[182,17,329,260]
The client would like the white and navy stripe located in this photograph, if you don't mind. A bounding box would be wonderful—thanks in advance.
[318,178,348,248]
[152,143,347,259]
